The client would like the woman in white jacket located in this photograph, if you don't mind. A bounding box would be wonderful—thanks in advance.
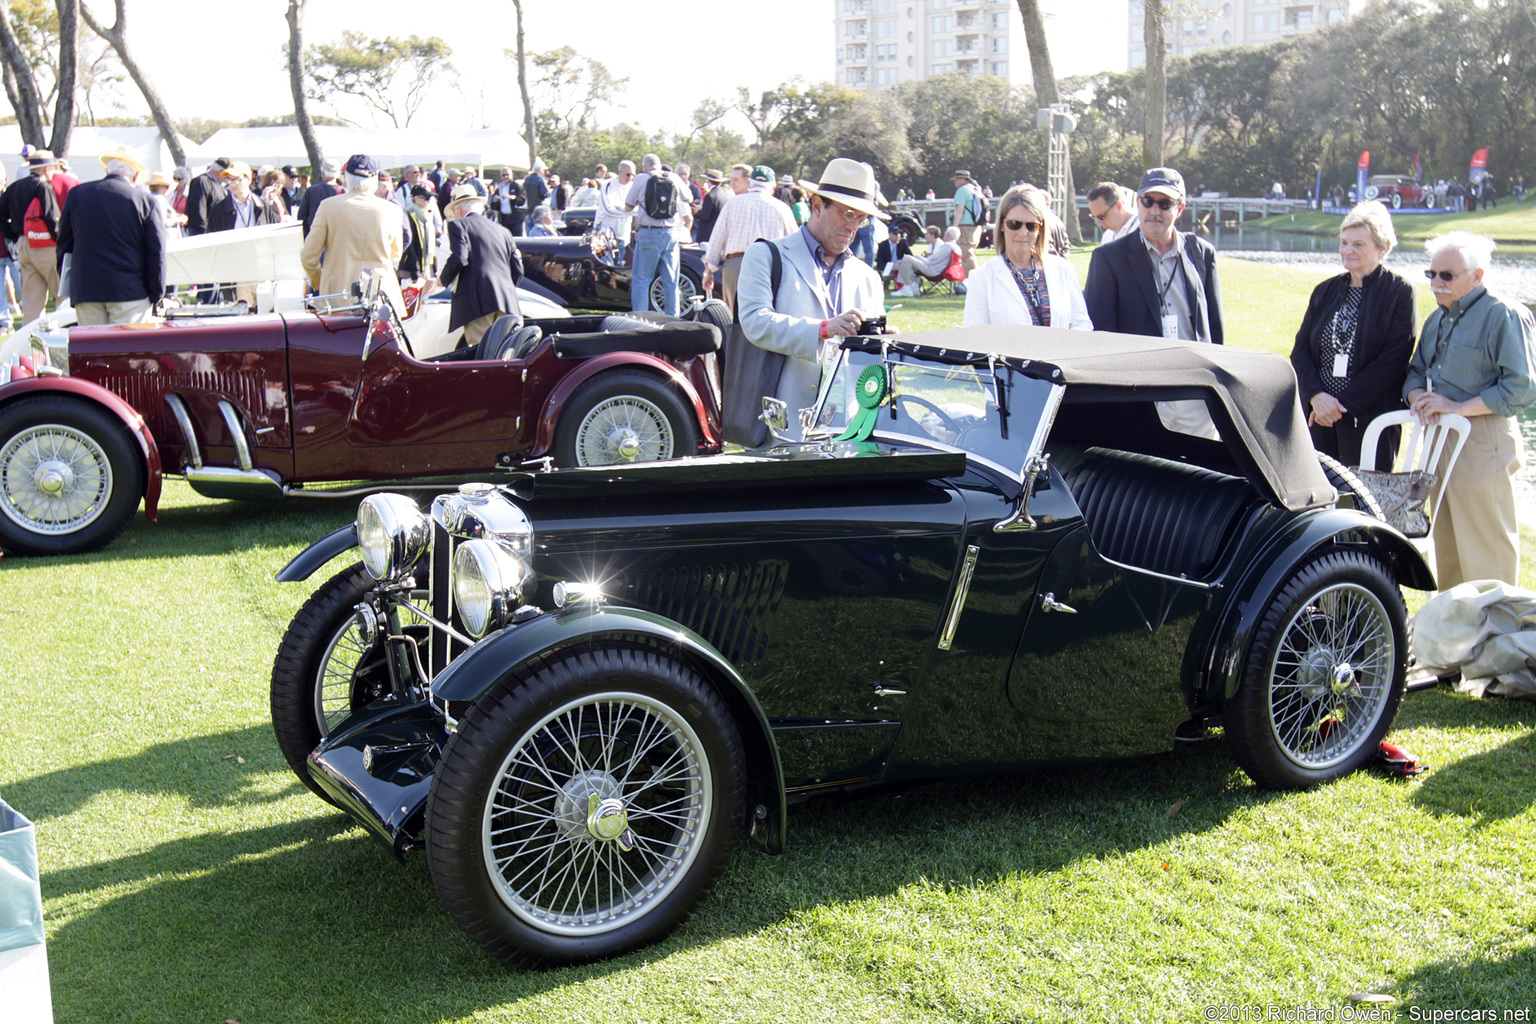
[962,184,1093,330]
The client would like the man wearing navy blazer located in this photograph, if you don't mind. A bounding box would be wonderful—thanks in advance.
[438,183,523,347]
[1083,166,1224,437]
[54,148,166,325]
[737,158,891,444]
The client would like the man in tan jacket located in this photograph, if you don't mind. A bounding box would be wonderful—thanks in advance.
[300,153,405,313]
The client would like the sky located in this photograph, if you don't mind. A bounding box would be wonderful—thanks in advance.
[117,0,1127,143]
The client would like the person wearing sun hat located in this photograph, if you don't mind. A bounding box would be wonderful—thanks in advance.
[439,182,524,347]
[735,157,891,445]
[54,147,166,324]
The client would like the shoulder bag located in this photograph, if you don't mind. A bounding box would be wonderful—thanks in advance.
[721,239,786,448]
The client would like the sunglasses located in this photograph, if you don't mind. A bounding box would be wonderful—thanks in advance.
[1092,210,1111,223]
[1139,196,1177,210]
[1004,218,1041,232]
[1423,269,1463,282]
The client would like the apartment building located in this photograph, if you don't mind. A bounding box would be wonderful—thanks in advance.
[832,0,1023,90]
[1129,0,1353,67]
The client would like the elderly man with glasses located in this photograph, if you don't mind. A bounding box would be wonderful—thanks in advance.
[1403,231,1536,590]
[1083,166,1224,438]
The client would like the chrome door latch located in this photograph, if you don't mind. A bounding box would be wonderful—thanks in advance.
[1040,592,1078,614]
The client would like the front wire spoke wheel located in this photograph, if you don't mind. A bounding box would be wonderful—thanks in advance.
[427,646,745,967]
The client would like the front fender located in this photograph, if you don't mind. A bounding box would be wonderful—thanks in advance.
[530,353,709,459]
[1200,508,1433,706]
[433,604,787,853]
[2,375,163,521]
[275,524,358,582]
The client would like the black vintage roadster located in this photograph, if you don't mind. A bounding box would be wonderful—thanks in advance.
[271,325,1432,968]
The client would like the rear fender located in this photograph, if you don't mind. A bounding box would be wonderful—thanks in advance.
[530,353,709,458]
[1,375,162,520]
[433,605,787,853]
[1200,509,1432,706]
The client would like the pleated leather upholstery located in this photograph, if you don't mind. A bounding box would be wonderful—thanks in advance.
[1058,447,1255,579]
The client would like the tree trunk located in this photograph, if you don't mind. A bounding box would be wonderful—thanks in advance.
[286,0,324,173]
[1143,0,1166,168]
[82,0,185,167]
[0,2,47,147]
[49,0,77,157]
[513,0,536,167]
[1015,0,1080,244]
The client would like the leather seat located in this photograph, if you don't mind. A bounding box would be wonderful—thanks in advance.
[1058,447,1255,579]
[473,314,526,362]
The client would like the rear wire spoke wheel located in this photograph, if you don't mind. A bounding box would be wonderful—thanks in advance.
[553,369,697,468]
[270,561,427,804]
[1225,550,1406,789]
[427,645,745,967]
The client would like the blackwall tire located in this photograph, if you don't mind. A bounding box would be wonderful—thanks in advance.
[426,644,746,967]
[270,562,425,804]
[1225,550,1406,789]
[0,395,143,556]
[552,369,697,467]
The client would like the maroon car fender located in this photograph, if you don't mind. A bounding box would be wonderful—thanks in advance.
[530,351,712,458]
[1,376,163,521]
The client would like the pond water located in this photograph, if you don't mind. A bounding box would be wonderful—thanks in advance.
[1201,224,1536,523]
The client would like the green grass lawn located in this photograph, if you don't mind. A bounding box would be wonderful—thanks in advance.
[2,260,1534,1023]
[1249,202,1536,246]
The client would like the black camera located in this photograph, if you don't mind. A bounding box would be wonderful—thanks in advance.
[856,315,887,336]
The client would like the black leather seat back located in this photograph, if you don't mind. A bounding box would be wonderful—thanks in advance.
[473,313,525,361]
[1058,447,1255,579]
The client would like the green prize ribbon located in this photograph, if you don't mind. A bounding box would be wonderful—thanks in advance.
[835,365,889,442]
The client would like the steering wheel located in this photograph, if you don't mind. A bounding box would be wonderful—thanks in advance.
[895,395,965,442]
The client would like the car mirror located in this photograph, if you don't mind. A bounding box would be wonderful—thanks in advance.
[761,398,794,443]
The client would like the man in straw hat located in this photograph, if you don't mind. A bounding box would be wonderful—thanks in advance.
[300,154,405,314]
[439,182,524,348]
[736,157,891,444]
[54,147,166,325]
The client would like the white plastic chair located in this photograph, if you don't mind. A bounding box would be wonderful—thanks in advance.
[1358,409,1471,549]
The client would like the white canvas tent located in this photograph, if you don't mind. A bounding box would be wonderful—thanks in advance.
[0,126,210,181]
[197,126,530,175]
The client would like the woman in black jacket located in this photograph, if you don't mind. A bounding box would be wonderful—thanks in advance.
[1290,201,1417,468]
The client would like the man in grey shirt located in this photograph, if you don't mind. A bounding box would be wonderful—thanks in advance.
[1404,230,1536,589]
[624,154,692,314]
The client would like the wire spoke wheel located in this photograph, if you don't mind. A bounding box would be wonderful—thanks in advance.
[1266,582,1393,770]
[483,691,709,935]
[1,422,113,534]
[573,396,675,465]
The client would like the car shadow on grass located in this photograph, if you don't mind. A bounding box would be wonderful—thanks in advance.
[1392,944,1536,1009]
[4,723,315,822]
[100,495,360,562]
[1409,728,1536,824]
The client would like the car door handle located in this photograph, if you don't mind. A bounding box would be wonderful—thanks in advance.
[1040,593,1077,614]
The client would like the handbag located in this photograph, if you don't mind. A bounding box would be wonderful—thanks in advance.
[721,240,785,448]
[1352,467,1436,537]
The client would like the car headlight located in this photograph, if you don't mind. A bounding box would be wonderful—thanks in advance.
[357,493,431,582]
[453,538,533,638]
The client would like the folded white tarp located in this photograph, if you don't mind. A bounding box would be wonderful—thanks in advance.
[1412,580,1536,699]
[0,799,53,1024]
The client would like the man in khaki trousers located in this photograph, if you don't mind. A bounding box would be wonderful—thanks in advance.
[12,150,62,322]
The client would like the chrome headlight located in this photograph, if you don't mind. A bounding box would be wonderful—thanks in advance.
[357,493,431,581]
[453,539,534,638]
[431,483,532,556]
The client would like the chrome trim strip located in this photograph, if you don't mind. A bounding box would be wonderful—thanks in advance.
[1093,554,1218,590]
[163,393,203,469]
[216,400,253,471]
[938,544,981,651]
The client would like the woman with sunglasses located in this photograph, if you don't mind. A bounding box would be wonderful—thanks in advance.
[962,184,1092,330]
[1289,200,1416,468]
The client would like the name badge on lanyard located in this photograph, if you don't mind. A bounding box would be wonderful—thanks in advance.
[1161,314,1180,340]
[1333,352,1349,377]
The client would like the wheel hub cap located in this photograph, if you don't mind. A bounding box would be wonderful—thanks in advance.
[1298,646,1337,699]
[33,459,73,496]
[1331,662,1357,696]
[613,429,642,462]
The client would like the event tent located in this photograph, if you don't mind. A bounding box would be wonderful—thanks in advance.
[0,126,210,181]
[196,126,530,174]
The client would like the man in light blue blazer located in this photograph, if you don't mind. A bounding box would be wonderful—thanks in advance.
[736,158,891,443]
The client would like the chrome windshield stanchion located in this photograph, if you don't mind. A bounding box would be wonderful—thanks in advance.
[995,452,1051,533]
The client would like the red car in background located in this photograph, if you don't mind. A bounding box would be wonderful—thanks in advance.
[0,280,725,557]
[1363,175,1431,208]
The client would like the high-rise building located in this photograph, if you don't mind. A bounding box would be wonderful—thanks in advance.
[1128,0,1352,67]
[832,0,1024,91]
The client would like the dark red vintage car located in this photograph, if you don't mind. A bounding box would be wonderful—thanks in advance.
[0,285,724,557]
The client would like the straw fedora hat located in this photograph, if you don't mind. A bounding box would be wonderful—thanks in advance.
[98,147,147,183]
[446,182,484,214]
[798,158,889,221]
